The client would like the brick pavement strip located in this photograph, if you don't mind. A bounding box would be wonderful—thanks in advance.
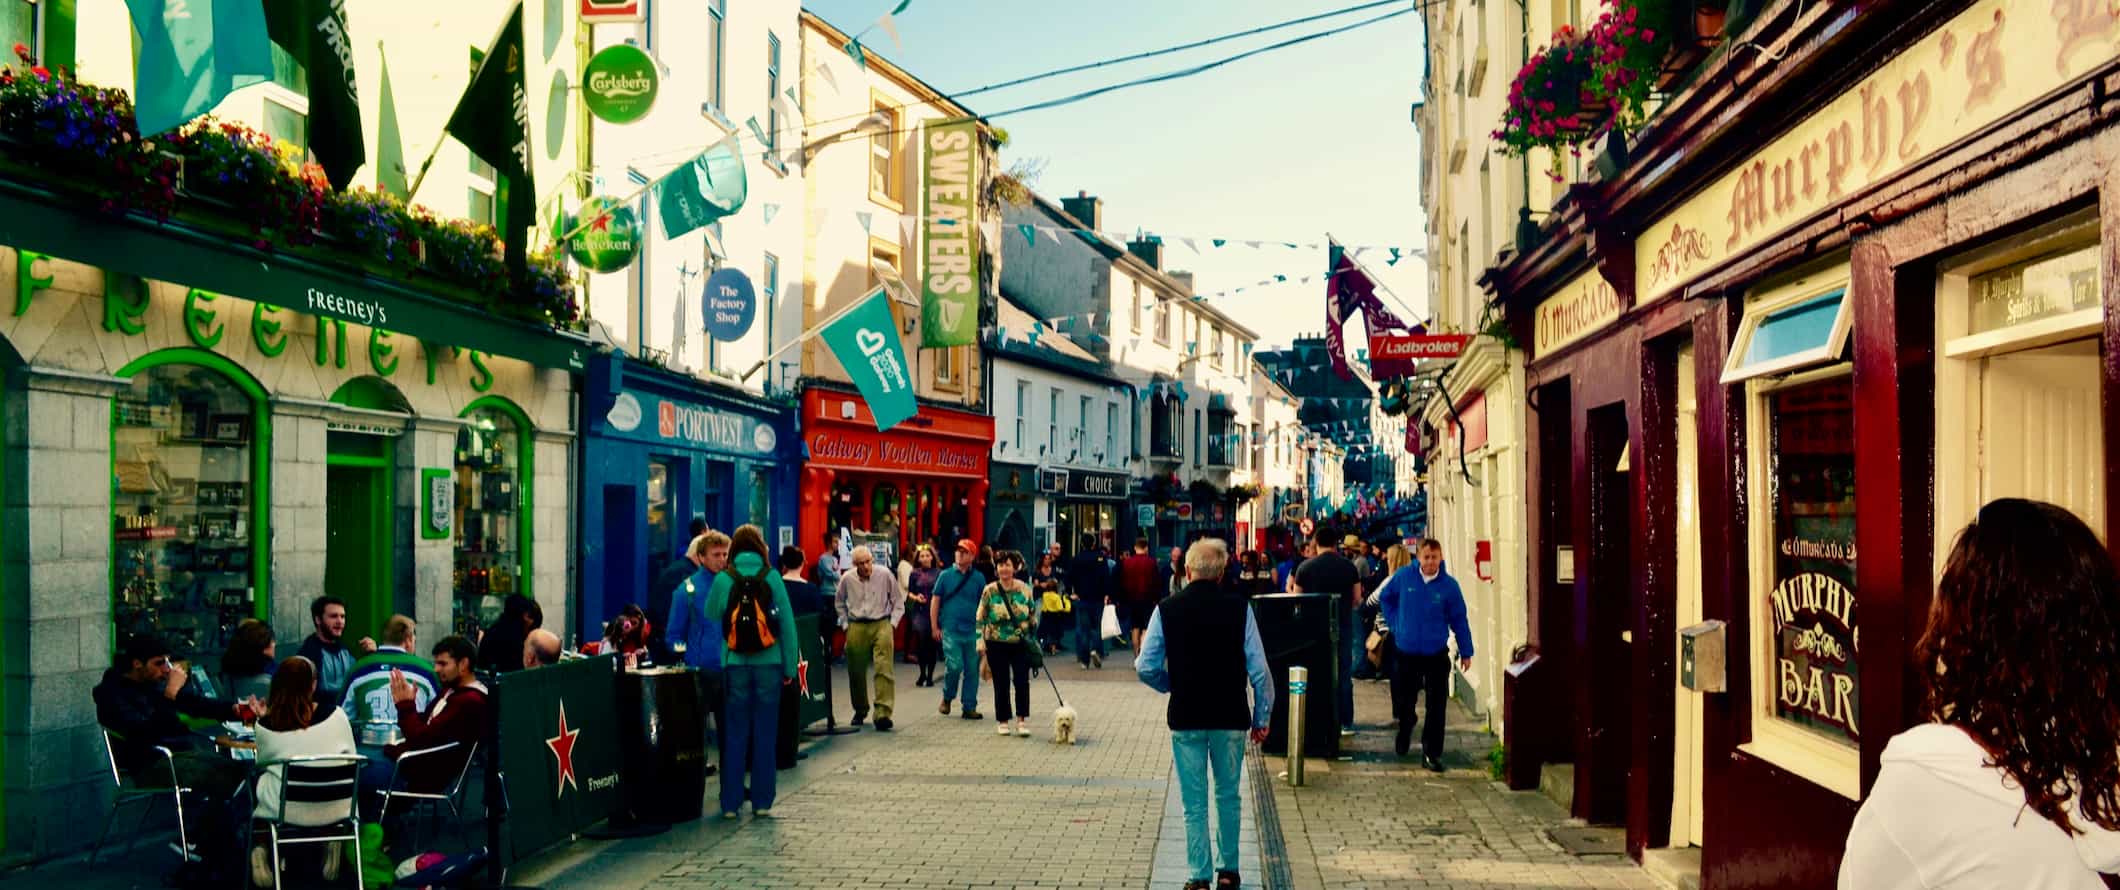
[1266,676,1668,890]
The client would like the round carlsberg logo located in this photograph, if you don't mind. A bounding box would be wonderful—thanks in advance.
[566,197,641,274]
[582,44,659,125]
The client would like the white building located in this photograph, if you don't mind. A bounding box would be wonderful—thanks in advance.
[987,296,1134,556]
[1250,364,1305,550]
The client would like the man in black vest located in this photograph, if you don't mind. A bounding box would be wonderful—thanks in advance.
[1137,538,1273,890]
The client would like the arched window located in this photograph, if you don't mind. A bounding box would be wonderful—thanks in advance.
[455,397,533,638]
[111,350,265,676]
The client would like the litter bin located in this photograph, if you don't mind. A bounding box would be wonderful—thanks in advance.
[616,666,707,824]
[1253,593,1341,758]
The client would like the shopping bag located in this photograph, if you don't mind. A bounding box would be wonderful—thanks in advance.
[1101,604,1123,640]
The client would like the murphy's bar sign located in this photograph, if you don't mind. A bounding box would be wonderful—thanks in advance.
[1636,0,2120,303]
[1065,469,1129,501]
[1533,269,1623,358]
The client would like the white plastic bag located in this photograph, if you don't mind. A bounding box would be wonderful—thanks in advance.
[1101,604,1123,640]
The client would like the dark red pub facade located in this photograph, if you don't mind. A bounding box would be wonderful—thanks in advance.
[1490,2,2120,886]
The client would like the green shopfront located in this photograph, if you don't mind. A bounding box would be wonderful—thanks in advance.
[0,204,585,858]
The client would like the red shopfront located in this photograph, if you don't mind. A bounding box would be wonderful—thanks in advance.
[799,387,995,565]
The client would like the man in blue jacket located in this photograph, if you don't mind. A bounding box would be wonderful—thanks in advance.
[1371,538,1474,771]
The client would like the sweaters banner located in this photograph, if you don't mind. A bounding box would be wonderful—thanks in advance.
[919,119,980,347]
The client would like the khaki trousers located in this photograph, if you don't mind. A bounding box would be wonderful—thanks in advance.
[844,618,896,720]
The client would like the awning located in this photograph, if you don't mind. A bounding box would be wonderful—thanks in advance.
[0,179,594,371]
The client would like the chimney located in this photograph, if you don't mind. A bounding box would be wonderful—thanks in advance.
[1061,190,1102,233]
[1127,235,1164,270]
[1167,270,1195,292]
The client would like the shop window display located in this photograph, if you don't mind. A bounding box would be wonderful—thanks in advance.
[112,364,257,667]
[453,409,521,637]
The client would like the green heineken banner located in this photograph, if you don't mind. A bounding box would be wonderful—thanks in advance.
[581,43,659,124]
[821,286,916,431]
[919,119,980,347]
[795,613,830,728]
[566,196,641,273]
[651,136,746,240]
[493,654,624,868]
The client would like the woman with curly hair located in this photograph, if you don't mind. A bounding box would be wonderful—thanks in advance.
[1839,498,2120,888]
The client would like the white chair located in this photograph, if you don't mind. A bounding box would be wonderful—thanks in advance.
[380,741,478,848]
[252,754,364,890]
[90,729,192,866]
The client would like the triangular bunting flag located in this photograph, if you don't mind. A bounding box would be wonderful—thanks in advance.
[855,210,873,233]
[1284,242,1298,249]
[745,116,768,146]
[876,12,902,49]
[981,220,1001,246]
[1388,248,1404,266]
[1244,241,1262,249]
[1212,239,1227,248]
[892,0,912,13]
[900,215,917,244]
[1019,223,1036,246]
[1181,238,1198,253]
[1044,226,1062,243]
[763,203,781,224]
[843,38,867,70]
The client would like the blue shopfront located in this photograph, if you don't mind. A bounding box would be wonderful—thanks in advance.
[576,356,797,632]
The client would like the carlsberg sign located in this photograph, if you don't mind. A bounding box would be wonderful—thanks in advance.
[582,44,659,124]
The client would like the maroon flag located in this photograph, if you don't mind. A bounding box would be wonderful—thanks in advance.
[1326,242,1415,379]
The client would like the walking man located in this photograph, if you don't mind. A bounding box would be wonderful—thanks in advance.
[1066,533,1111,668]
[837,545,905,731]
[1137,538,1273,890]
[1117,538,1161,653]
[1290,529,1363,734]
[931,539,987,719]
[1371,538,1474,771]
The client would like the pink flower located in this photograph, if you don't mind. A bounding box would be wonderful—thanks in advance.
[1642,29,1655,41]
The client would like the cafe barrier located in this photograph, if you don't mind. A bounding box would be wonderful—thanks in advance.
[795,613,831,729]
[489,654,626,872]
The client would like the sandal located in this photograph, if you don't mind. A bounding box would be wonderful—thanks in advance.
[1216,870,1241,889]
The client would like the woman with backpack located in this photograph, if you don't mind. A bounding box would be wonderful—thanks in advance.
[702,524,801,818]
[977,550,1040,738]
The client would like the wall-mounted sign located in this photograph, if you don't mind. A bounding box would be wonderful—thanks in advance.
[580,0,644,25]
[701,268,756,340]
[1969,243,2098,336]
[918,119,981,348]
[582,44,659,124]
[605,391,643,432]
[566,197,641,273]
[1136,504,1156,527]
[1533,269,1622,358]
[421,468,454,540]
[654,399,776,455]
[1064,469,1129,501]
[1368,332,1470,377]
[1036,469,1065,494]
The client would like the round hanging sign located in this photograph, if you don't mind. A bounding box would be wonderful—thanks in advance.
[566,197,641,273]
[701,268,756,340]
[581,44,659,124]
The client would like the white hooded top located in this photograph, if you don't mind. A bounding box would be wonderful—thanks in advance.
[1840,723,2120,889]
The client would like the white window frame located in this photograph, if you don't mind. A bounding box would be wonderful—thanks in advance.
[1721,267,1855,385]
[1132,282,1144,333]
[1047,387,1061,458]
[704,0,726,113]
[764,32,782,155]
[1015,380,1029,457]
[762,252,780,364]
[1105,402,1118,466]
[1077,395,1091,461]
[1154,298,1171,346]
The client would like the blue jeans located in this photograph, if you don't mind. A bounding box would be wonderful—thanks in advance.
[1074,601,1105,664]
[721,665,782,814]
[940,631,980,712]
[1171,729,1246,881]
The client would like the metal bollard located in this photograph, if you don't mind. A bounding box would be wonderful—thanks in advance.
[1287,665,1308,787]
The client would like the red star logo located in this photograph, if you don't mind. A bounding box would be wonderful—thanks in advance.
[589,212,613,233]
[797,660,811,698]
[546,701,581,797]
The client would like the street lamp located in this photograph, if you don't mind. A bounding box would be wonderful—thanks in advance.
[800,112,893,163]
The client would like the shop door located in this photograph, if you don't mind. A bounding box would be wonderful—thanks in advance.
[1978,339,2104,536]
[1669,346,1706,848]
[1581,403,1632,826]
[325,435,395,643]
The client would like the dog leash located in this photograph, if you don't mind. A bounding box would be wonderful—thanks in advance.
[1042,664,1066,708]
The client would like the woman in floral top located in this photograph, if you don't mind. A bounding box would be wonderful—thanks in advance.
[977,550,1039,737]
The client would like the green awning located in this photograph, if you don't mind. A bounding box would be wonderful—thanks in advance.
[0,178,593,371]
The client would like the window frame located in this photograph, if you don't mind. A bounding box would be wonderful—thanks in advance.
[868,92,904,210]
[1105,402,1118,466]
[704,0,726,113]
[1015,380,1030,456]
[1154,298,1171,346]
[764,31,784,165]
[1047,387,1061,458]
[1132,282,1145,333]
[1078,394,1092,461]
[762,251,780,372]
[1721,269,1854,385]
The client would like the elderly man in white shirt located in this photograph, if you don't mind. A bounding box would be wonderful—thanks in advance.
[835,546,905,732]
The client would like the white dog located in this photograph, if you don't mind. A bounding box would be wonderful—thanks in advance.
[1051,704,1079,745]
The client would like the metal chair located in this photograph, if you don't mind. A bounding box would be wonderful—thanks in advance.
[380,741,477,848]
[252,754,364,890]
[90,728,192,866]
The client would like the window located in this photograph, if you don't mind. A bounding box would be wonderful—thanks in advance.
[270,44,307,98]
[765,32,782,155]
[1132,282,1145,332]
[1015,381,1030,455]
[870,99,901,204]
[1048,387,1061,458]
[455,405,526,637]
[1193,410,1203,467]
[868,240,905,302]
[1235,424,1249,470]
[1078,395,1092,461]
[466,48,495,226]
[935,346,960,390]
[1736,265,1860,800]
[1210,328,1224,370]
[1207,410,1233,467]
[704,0,725,112]
[1105,402,1118,465]
[0,2,37,67]
[762,252,780,363]
[262,98,308,157]
[1154,298,1171,345]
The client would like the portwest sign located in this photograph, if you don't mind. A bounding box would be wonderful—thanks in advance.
[656,399,777,455]
[581,44,659,124]
[1635,0,2120,303]
[1533,269,1622,358]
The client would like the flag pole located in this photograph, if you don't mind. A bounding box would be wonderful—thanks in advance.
[739,285,894,383]
[1325,230,1429,327]
[404,139,447,201]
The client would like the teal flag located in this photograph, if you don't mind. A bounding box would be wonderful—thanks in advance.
[651,136,746,239]
[820,287,916,431]
[124,0,274,137]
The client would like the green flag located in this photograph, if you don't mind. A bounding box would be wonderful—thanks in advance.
[264,0,363,190]
[650,135,746,239]
[820,287,917,431]
[446,1,534,280]
[919,118,979,347]
[123,0,273,138]
[374,47,407,197]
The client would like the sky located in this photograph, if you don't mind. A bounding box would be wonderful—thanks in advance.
[802,0,1433,349]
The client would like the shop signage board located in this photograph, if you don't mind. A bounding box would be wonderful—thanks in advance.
[1532,268,1622,358]
[1969,244,2098,336]
[806,426,988,477]
[1368,332,1470,377]
[567,196,642,273]
[1064,469,1129,501]
[421,468,454,540]
[1136,504,1156,527]
[592,387,781,456]
[794,612,830,727]
[1634,0,2120,304]
[919,119,981,348]
[579,0,643,23]
[581,44,659,124]
[701,268,756,340]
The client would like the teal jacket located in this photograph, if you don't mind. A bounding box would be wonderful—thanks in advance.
[704,550,802,679]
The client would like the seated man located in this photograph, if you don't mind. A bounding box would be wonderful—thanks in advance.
[522,628,562,670]
[94,634,259,872]
[364,635,487,818]
[343,615,437,733]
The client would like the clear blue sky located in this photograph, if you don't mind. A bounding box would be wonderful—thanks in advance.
[803,0,1432,348]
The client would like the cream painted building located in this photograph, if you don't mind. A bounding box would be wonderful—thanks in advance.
[1251,365,1305,539]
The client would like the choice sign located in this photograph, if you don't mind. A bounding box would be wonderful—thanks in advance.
[702,268,756,340]
[581,44,659,124]
[566,197,641,273]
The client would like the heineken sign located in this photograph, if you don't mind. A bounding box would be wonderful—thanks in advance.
[566,197,641,273]
[581,44,659,124]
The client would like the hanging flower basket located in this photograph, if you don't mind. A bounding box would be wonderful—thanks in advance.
[1494,29,1609,160]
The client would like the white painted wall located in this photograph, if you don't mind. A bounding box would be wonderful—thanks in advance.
[992,358,1131,473]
